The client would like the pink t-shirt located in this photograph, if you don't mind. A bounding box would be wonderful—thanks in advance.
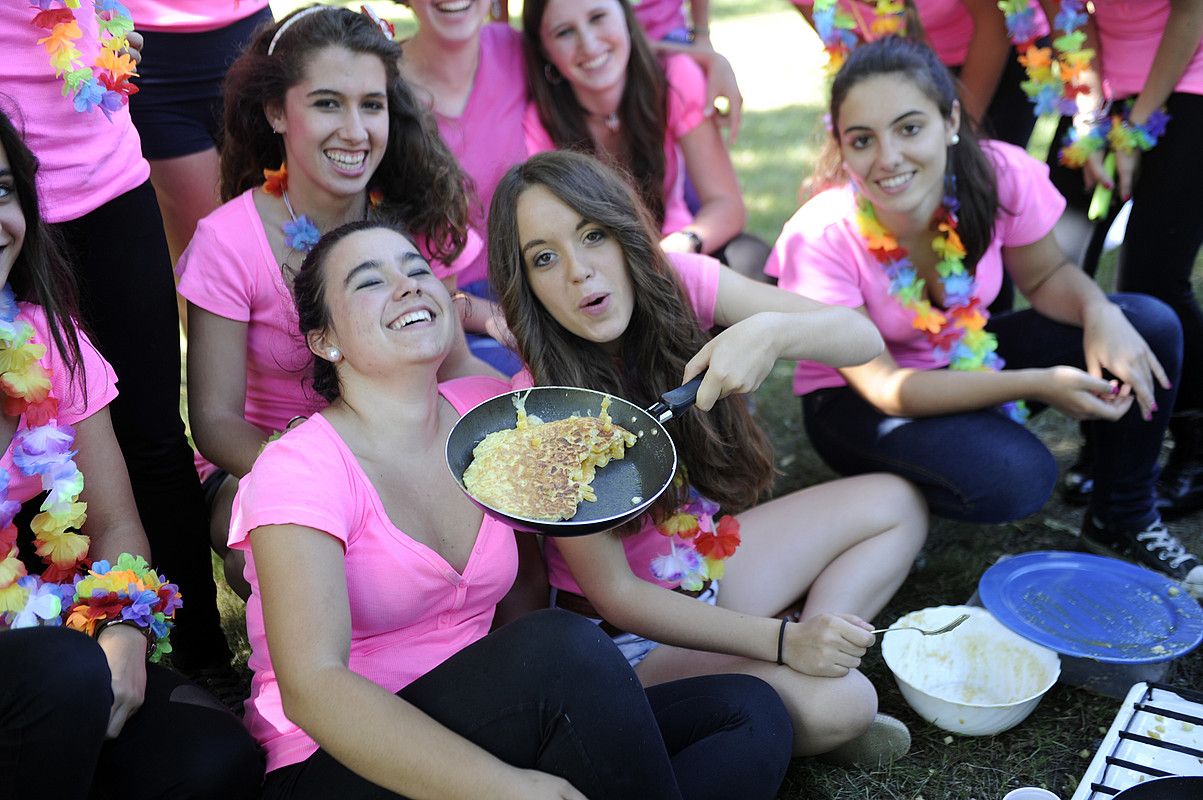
[520,250,721,595]
[229,376,519,773]
[1092,1,1203,98]
[432,23,528,287]
[2,304,119,505]
[523,54,707,236]
[0,6,149,223]
[766,140,1065,396]
[632,0,689,41]
[124,1,271,33]
[177,190,480,478]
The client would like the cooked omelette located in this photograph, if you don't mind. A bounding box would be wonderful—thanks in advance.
[463,394,638,521]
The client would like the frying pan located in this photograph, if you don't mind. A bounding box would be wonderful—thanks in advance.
[445,378,702,535]
[1112,776,1203,799]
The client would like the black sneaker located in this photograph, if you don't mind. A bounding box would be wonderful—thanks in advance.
[1081,516,1203,599]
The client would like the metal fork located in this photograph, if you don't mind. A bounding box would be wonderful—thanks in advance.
[871,613,970,636]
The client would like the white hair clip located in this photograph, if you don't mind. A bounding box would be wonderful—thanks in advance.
[360,5,396,41]
[267,5,330,56]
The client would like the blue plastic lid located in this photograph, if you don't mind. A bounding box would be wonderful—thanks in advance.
[978,550,1203,664]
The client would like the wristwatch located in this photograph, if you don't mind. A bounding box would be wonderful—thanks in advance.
[681,229,704,254]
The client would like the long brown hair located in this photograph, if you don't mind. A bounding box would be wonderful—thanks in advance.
[522,0,669,226]
[807,36,1001,270]
[489,152,774,525]
[220,5,469,264]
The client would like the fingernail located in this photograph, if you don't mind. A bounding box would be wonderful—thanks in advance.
[1110,384,1120,395]
[1151,402,1159,412]
[1144,411,1153,422]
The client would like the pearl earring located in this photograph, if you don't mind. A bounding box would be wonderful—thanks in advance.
[328,348,340,361]
[950,133,961,145]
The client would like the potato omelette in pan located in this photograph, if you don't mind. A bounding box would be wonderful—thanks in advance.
[446,379,701,536]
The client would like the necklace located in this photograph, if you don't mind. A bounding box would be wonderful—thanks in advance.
[854,177,1028,424]
[0,287,89,616]
[649,478,741,591]
[30,1,139,118]
[1000,0,1092,118]
[262,163,381,254]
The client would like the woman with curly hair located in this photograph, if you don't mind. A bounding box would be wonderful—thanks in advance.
[177,5,494,598]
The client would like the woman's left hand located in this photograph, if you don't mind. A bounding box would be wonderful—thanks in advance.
[96,623,148,738]
[1115,148,1140,203]
[683,314,779,410]
[1082,302,1171,421]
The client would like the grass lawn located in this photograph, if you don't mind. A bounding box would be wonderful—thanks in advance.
[226,4,1203,798]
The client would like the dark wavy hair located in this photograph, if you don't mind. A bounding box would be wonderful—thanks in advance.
[522,0,669,226]
[293,219,423,403]
[809,36,1001,270]
[489,152,774,527]
[0,103,83,383]
[220,5,469,264]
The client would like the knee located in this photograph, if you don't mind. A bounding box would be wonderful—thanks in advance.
[871,475,929,545]
[502,609,626,681]
[818,671,878,745]
[166,716,263,799]
[956,438,1057,524]
[1,628,111,736]
[710,674,794,760]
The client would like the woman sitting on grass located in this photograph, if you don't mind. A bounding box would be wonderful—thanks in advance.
[766,36,1199,596]
[489,150,929,764]
[0,106,261,799]
[229,218,794,799]
[520,0,771,280]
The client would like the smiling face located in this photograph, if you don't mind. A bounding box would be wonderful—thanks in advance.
[0,141,25,287]
[538,0,631,99]
[835,73,959,230]
[269,46,389,199]
[409,0,491,45]
[312,227,455,371]
[516,184,634,352]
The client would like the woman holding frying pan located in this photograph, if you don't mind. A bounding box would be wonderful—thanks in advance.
[488,151,929,764]
[229,219,794,799]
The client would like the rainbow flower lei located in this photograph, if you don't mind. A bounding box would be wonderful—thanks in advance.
[999,0,1092,118]
[855,179,1029,424]
[812,0,906,75]
[1059,101,1172,168]
[263,163,384,253]
[30,0,139,119]
[649,478,742,591]
[0,287,180,660]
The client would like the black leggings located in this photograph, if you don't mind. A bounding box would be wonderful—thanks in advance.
[52,181,230,669]
[0,626,262,799]
[262,610,793,800]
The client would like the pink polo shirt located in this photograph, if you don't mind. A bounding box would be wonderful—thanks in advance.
[432,23,529,287]
[512,250,722,595]
[124,1,271,33]
[177,189,480,479]
[632,0,689,41]
[1092,1,1203,98]
[766,141,1065,396]
[2,304,119,505]
[0,5,149,223]
[523,54,707,236]
[230,376,519,773]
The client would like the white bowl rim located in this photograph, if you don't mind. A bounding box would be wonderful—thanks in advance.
[882,605,1062,709]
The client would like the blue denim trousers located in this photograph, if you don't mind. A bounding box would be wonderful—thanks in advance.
[803,294,1182,527]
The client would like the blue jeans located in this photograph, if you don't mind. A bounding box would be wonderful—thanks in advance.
[803,294,1182,527]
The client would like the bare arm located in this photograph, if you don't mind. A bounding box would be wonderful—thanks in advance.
[186,304,269,478]
[956,0,1013,124]
[251,524,584,800]
[663,119,746,256]
[683,267,884,409]
[650,43,743,142]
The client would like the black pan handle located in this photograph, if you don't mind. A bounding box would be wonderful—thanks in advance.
[646,373,704,423]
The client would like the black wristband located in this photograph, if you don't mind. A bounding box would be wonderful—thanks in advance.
[776,618,788,665]
[95,618,154,658]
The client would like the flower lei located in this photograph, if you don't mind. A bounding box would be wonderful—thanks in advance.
[855,178,1029,424]
[66,553,182,661]
[29,0,139,119]
[1059,101,1172,168]
[649,477,742,591]
[812,0,906,76]
[999,0,1093,118]
[262,163,384,253]
[0,287,179,660]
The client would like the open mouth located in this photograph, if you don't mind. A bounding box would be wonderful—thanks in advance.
[325,149,367,174]
[579,52,610,72]
[579,293,610,315]
[388,309,435,330]
[434,0,473,13]
[876,172,915,193]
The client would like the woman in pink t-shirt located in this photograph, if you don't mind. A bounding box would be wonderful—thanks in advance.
[179,6,496,599]
[490,151,928,765]
[521,0,771,281]
[233,218,794,798]
[769,38,1198,595]
[0,108,261,799]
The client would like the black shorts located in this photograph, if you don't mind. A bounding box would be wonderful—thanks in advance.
[129,7,273,160]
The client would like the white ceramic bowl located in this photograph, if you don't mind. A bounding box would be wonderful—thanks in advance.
[881,605,1061,736]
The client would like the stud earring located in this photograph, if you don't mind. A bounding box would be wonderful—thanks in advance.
[543,63,562,85]
[949,133,961,145]
[328,348,341,361]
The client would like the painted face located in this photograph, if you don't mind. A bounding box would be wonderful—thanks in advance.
[539,0,631,98]
[316,228,455,370]
[271,46,390,200]
[836,74,959,227]
[408,0,491,45]
[516,184,635,352]
[0,141,26,288]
